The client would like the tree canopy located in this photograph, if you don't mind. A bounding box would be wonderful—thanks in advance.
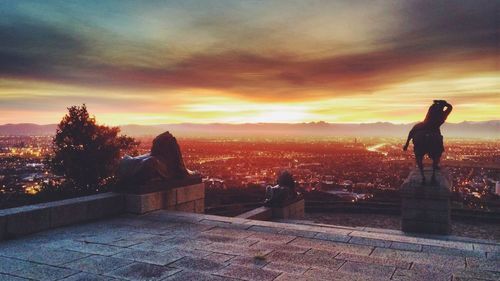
[51,104,138,190]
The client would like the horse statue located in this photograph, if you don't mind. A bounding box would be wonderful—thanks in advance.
[117,131,198,192]
[403,100,452,184]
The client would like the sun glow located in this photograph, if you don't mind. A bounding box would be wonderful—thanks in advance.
[0,1,498,125]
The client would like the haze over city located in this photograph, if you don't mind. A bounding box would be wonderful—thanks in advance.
[1,0,499,125]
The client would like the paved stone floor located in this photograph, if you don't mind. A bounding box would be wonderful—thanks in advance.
[0,211,498,281]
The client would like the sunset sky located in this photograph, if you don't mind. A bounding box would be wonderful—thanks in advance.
[0,0,498,125]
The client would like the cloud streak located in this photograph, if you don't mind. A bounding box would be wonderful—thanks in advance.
[0,0,498,123]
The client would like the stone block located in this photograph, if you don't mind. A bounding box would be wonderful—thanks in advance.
[6,206,51,237]
[162,188,177,208]
[175,200,196,212]
[401,219,451,235]
[401,168,451,197]
[390,241,422,252]
[402,199,450,211]
[124,183,205,214]
[194,199,205,213]
[314,232,350,242]
[402,208,450,222]
[401,168,451,235]
[87,193,125,220]
[176,183,204,204]
[0,215,6,241]
[126,192,163,214]
[272,199,305,219]
[49,200,88,228]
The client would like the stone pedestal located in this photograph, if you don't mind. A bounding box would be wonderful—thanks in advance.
[401,168,451,235]
[125,183,205,214]
[272,199,305,220]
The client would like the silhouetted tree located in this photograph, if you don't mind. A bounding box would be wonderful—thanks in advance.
[51,104,138,191]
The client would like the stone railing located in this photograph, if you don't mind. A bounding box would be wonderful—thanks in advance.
[0,181,204,241]
[401,168,452,235]
[0,193,124,240]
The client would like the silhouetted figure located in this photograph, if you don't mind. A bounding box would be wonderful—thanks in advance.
[403,100,452,184]
[264,171,300,207]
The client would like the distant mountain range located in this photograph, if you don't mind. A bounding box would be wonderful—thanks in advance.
[0,121,498,139]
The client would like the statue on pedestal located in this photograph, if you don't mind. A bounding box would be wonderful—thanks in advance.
[403,100,453,184]
[264,171,300,207]
[117,131,199,193]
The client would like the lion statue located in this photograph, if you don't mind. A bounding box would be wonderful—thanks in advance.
[117,131,199,192]
[264,171,300,207]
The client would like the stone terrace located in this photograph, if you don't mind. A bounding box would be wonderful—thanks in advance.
[0,210,498,281]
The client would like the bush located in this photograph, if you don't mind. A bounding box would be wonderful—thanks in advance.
[50,104,138,191]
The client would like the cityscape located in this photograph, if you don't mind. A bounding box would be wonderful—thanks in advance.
[2,135,498,212]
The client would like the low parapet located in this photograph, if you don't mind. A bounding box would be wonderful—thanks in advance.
[0,181,205,241]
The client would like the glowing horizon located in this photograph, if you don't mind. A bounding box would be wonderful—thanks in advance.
[0,1,498,125]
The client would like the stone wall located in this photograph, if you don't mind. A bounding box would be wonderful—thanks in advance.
[272,199,305,219]
[0,193,124,240]
[401,168,451,235]
[125,183,205,214]
[0,182,206,240]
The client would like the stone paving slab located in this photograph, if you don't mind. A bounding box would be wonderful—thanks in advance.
[165,271,240,281]
[263,261,309,275]
[392,267,450,281]
[452,268,500,281]
[302,267,390,281]
[289,237,374,255]
[0,209,498,281]
[371,247,466,269]
[62,255,133,274]
[106,262,180,280]
[112,248,187,266]
[250,241,310,254]
[339,260,396,279]
[60,272,120,281]
[228,256,269,268]
[0,273,29,281]
[335,252,411,269]
[390,241,422,252]
[215,264,281,281]
[11,263,78,281]
[170,256,227,272]
[196,233,259,246]
[277,228,318,238]
[349,236,392,248]
[266,249,345,269]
